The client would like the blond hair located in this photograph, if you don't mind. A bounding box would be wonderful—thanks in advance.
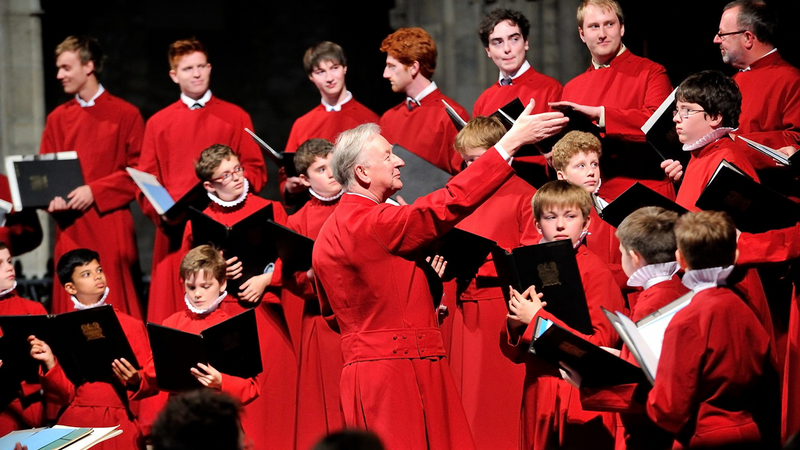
[454,116,505,154]
[180,245,227,284]
[576,0,625,28]
[532,180,592,223]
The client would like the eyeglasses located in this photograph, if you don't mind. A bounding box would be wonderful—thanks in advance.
[672,108,705,119]
[211,165,245,184]
[716,30,747,39]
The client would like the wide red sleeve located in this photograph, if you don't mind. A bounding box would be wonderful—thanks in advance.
[604,66,672,142]
[39,361,76,407]
[219,373,260,406]
[738,223,800,265]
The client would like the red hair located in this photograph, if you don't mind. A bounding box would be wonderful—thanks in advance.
[380,28,437,79]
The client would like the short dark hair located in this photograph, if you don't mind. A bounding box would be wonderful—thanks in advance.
[675,211,737,270]
[303,41,347,75]
[180,245,227,284]
[56,248,101,286]
[616,207,679,264]
[55,36,105,76]
[294,138,334,176]
[151,390,242,450]
[195,144,236,181]
[724,0,778,47]
[478,9,530,48]
[312,430,385,450]
[676,70,742,129]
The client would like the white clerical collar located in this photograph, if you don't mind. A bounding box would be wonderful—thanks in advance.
[184,291,226,315]
[591,45,626,69]
[683,127,736,151]
[181,90,212,109]
[0,281,17,298]
[741,48,778,72]
[499,60,531,82]
[76,84,105,107]
[309,187,343,202]
[682,265,734,293]
[208,178,249,207]
[322,90,353,112]
[71,286,110,310]
[627,262,680,290]
[413,81,438,102]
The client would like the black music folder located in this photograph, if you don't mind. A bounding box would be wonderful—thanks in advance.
[189,204,277,293]
[5,152,85,211]
[265,220,315,273]
[390,144,452,204]
[641,88,688,164]
[146,308,262,392]
[529,317,645,388]
[128,168,209,221]
[695,159,800,233]
[492,239,594,335]
[245,128,297,178]
[427,228,497,282]
[0,306,139,384]
[598,182,688,228]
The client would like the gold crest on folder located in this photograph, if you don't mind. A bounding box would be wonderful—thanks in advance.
[29,175,49,192]
[537,261,561,287]
[81,322,105,341]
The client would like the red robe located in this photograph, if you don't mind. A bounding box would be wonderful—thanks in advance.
[312,148,516,450]
[0,292,47,436]
[561,50,674,200]
[675,136,759,211]
[137,95,267,324]
[473,67,563,187]
[448,174,539,450]
[181,194,296,450]
[0,175,42,256]
[587,208,627,290]
[40,91,144,319]
[501,244,625,450]
[646,287,778,449]
[40,307,151,450]
[738,224,800,443]
[379,87,469,174]
[285,195,343,450]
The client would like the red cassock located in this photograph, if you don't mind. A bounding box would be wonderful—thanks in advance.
[560,50,674,200]
[136,96,267,324]
[501,244,625,450]
[285,195,343,450]
[0,292,47,436]
[738,224,800,443]
[40,92,144,319]
[284,99,379,153]
[579,275,689,450]
[473,68,563,187]
[379,88,469,174]
[39,307,151,450]
[646,287,779,449]
[447,174,539,450]
[734,51,800,170]
[312,148,518,450]
[0,175,42,256]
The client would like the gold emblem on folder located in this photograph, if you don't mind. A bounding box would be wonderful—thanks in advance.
[29,175,48,192]
[723,191,750,212]
[81,322,105,341]
[558,342,587,358]
[537,262,561,287]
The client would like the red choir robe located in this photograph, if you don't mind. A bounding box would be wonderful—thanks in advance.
[587,208,628,290]
[284,195,343,450]
[579,274,689,450]
[473,67,563,188]
[40,91,144,319]
[379,87,469,175]
[738,223,800,443]
[501,244,625,450]
[560,49,674,200]
[312,148,520,450]
[0,291,47,436]
[0,175,42,256]
[136,95,267,324]
[646,286,779,449]
[39,305,151,450]
[182,193,297,450]
[447,174,539,450]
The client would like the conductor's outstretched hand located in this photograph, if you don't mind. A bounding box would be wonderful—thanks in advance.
[497,99,569,157]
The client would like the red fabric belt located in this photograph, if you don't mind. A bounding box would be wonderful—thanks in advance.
[340,327,446,364]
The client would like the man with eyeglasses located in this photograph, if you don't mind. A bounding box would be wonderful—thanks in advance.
[549,0,674,201]
[714,1,800,172]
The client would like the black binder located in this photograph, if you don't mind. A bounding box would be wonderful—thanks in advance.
[695,160,800,233]
[165,182,210,221]
[146,308,262,392]
[427,228,497,282]
[492,239,594,335]
[599,182,688,229]
[265,220,315,273]
[189,204,277,293]
[5,152,85,211]
[245,128,297,178]
[641,88,689,164]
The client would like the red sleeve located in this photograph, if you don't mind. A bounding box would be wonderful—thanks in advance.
[580,382,644,413]
[39,361,75,406]
[220,373,260,406]
[604,65,672,142]
[737,222,800,265]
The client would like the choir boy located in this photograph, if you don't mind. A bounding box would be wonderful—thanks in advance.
[378,27,469,174]
[0,243,46,436]
[41,36,144,319]
[137,38,267,324]
[30,249,151,450]
[447,116,539,450]
[551,0,674,199]
[501,180,624,450]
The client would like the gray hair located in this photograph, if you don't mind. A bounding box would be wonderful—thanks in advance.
[724,0,777,46]
[332,123,381,190]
